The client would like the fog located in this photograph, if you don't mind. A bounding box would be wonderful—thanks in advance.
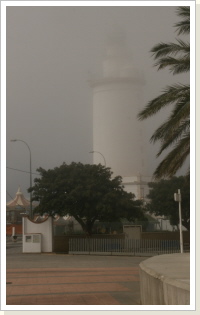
[6,5,190,200]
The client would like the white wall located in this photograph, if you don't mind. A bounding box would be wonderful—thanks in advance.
[92,79,146,178]
[90,34,151,200]
[23,216,53,252]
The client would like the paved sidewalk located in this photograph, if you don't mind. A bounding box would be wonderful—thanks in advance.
[6,239,147,305]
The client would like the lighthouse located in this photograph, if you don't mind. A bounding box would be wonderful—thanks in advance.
[90,30,151,200]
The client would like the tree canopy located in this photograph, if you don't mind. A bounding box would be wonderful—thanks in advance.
[30,162,145,235]
[144,176,190,230]
[138,7,190,179]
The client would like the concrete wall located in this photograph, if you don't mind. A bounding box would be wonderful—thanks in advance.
[23,216,53,252]
[139,253,190,305]
[141,231,190,250]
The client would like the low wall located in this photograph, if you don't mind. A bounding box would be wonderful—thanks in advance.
[139,253,190,305]
[141,231,190,242]
[54,235,69,253]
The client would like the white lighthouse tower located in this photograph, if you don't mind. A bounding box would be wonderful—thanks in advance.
[90,30,151,200]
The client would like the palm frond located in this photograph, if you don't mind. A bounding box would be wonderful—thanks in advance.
[154,56,190,74]
[156,127,190,157]
[176,6,190,17]
[138,84,189,120]
[150,97,190,143]
[175,20,190,35]
[153,135,190,179]
[175,7,190,35]
[151,115,189,144]
[138,6,190,179]
[151,40,190,59]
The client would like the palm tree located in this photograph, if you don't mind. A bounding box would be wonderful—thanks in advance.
[138,7,190,179]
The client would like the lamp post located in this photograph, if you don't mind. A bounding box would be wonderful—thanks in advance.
[174,189,183,253]
[89,150,106,166]
[11,139,33,219]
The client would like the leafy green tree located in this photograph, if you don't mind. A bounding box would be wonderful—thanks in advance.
[30,162,145,235]
[145,176,190,230]
[138,7,190,179]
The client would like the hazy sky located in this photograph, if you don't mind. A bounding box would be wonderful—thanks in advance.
[6,4,190,200]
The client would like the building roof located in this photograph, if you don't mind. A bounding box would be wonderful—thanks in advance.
[6,187,30,208]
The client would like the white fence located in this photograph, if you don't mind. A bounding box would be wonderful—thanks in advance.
[69,238,180,256]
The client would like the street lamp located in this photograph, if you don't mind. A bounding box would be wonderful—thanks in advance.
[11,139,33,219]
[89,151,106,166]
[174,189,183,253]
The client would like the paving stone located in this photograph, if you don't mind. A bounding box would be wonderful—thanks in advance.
[6,241,147,305]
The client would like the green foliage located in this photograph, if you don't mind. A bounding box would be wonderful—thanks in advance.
[30,162,146,235]
[138,7,190,179]
[145,176,190,230]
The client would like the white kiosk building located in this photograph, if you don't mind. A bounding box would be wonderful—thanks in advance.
[90,31,151,200]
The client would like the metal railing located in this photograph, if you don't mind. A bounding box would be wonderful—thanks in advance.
[69,238,180,256]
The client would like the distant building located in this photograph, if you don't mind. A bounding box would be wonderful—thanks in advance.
[6,187,36,225]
